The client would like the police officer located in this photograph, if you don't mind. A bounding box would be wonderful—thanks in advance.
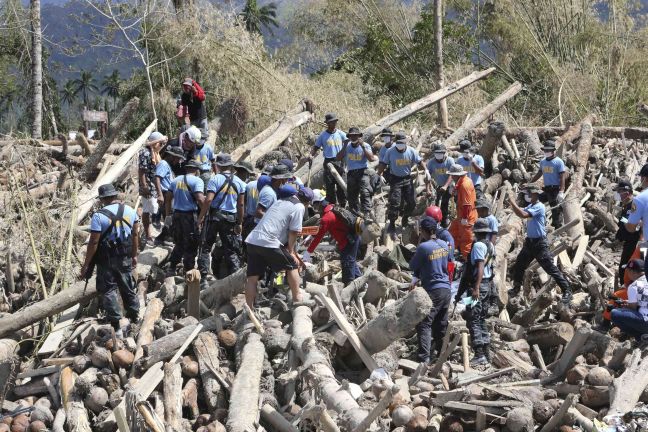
[458,218,495,366]
[256,164,292,220]
[337,127,376,214]
[530,140,567,228]
[456,140,485,200]
[426,142,454,227]
[376,134,429,235]
[614,180,640,284]
[310,113,347,206]
[243,165,272,241]
[625,164,648,275]
[409,216,451,363]
[192,136,216,186]
[167,125,202,175]
[79,184,140,337]
[475,198,499,244]
[197,154,246,281]
[234,161,256,183]
[378,128,396,182]
[154,146,185,246]
[508,185,572,303]
[166,160,205,275]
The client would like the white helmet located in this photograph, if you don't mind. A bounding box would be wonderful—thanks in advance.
[185,126,202,143]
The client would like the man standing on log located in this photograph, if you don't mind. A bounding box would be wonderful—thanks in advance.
[508,185,572,303]
[448,164,477,260]
[310,113,347,207]
[166,160,206,276]
[409,216,451,364]
[138,132,166,244]
[377,134,429,237]
[529,140,567,228]
[625,164,648,275]
[198,154,246,283]
[79,184,140,338]
[304,191,362,284]
[336,127,376,215]
[614,180,641,284]
[245,186,314,308]
[456,140,485,200]
[179,78,208,138]
[426,142,454,227]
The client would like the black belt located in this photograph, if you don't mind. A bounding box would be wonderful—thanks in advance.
[544,185,560,190]
[526,237,546,242]
[348,168,367,173]
[200,169,211,174]
[174,209,197,214]
[324,157,340,162]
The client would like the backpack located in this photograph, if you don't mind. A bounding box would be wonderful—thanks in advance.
[457,240,494,298]
[332,206,363,235]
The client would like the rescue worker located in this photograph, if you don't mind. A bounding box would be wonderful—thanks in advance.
[529,140,567,228]
[304,191,362,284]
[426,142,454,227]
[154,146,185,246]
[376,134,429,236]
[167,125,202,175]
[245,186,314,308]
[409,216,451,364]
[611,259,648,340]
[378,128,396,182]
[459,218,496,366]
[179,78,208,136]
[198,154,246,282]
[614,180,640,284]
[234,161,256,183]
[336,127,376,214]
[256,164,292,220]
[601,259,644,329]
[243,165,272,240]
[310,113,347,206]
[475,198,499,244]
[508,185,573,303]
[425,205,456,281]
[456,140,485,200]
[625,164,648,276]
[192,136,216,186]
[165,160,205,275]
[138,132,166,243]
[79,184,140,337]
[448,164,477,260]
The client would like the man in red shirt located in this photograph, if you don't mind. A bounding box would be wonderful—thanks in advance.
[303,191,361,284]
[179,78,208,137]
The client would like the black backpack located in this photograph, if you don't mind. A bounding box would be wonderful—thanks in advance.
[332,206,363,235]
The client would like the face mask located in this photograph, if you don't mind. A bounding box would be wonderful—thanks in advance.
[524,194,532,203]
[351,138,360,146]
[396,143,407,151]
[463,152,471,159]
[614,192,622,202]
[434,152,445,161]
[383,136,391,144]
[545,152,554,158]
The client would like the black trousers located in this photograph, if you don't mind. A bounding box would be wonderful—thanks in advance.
[324,159,346,207]
[541,186,563,229]
[435,186,452,227]
[474,183,484,201]
[96,255,139,329]
[417,288,451,362]
[512,237,571,292]
[466,279,494,347]
[619,239,639,285]
[347,168,373,214]
[198,216,242,279]
[388,176,415,223]
[169,211,200,273]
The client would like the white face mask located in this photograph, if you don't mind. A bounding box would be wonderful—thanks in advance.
[544,152,554,158]
[383,136,391,144]
[434,152,445,161]
[614,192,622,202]
[463,151,471,159]
[396,143,407,151]
[524,194,532,203]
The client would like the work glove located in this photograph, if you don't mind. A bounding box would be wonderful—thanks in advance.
[424,169,432,182]
[557,192,565,202]
[302,251,312,263]
[164,216,173,229]
[460,218,469,226]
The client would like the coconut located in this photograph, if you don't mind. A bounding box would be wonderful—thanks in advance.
[112,350,135,369]
[28,421,47,432]
[181,356,200,377]
[392,405,414,427]
[90,347,110,368]
[0,424,9,432]
[85,387,109,414]
[506,407,534,432]
[9,414,29,432]
[105,337,125,351]
[406,414,428,432]
[72,355,92,373]
[586,366,612,386]
[218,330,237,347]
[29,407,53,426]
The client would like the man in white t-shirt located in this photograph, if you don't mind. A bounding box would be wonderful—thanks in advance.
[245,185,314,308]
[612,258,648,340]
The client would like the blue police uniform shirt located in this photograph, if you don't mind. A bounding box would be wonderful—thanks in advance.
[524,201,547,238]
[409,239,451,291]
[378,145,392,164]
[315,129,347,159]
[628,189,648,227]
[155,160,174,192]
[245,180,259,217]
[345,142,371,170]
[258,185,278,210]
[486,214,499,241]
[427,156,455,186]
[384,146,422,178]
[471,241,493,279]
[90,203,139,242]
[169,174,204,211]
[457,154,484,185]
[436,228,455,260]
[207,172,246,214]
[539,157,566,187]
[192,144,215,171]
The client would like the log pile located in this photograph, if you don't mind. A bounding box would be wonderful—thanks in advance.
[3,73,648,431]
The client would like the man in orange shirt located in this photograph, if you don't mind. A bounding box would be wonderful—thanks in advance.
[448,164,477,259]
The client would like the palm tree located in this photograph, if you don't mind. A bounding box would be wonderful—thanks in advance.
[101,69,121,113]
[60,80,76,126]
[240,0,279,35]
[72,70,98,107]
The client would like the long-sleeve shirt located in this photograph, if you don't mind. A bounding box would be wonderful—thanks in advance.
[455,176,477,222]
[307,204,350,253]
[181,80,207,121]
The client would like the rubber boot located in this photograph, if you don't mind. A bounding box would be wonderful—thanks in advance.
[561,289,573,304]
[470,345,488,367]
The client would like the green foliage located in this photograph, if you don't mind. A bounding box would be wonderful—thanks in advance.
[72,70,98,107]
[240,0,279,36]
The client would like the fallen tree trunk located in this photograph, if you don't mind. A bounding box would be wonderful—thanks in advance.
[231,98,314,162]
[226,333,265,432]
[76,119,157,224]
[192,332,227,413]
[163,362,183,431]
[470,125,648,141]
[511,286,552,326]
[526,323,574,349]
[340,270,401,305]
[200,267,247,309]
[609,348,648,415]
[584,201,618,232]
[443,82,523,148]
[494,211,524,306]
[79,97,140,182]
[0,339,18,362]
[132,298,164,368]
[247,110,313,165]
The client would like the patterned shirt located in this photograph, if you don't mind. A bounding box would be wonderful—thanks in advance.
[138,146,158,198]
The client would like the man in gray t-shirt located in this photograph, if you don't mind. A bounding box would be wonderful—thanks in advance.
[245,185,314,308]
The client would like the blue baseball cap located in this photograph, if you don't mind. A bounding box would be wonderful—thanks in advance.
[278,184,298,199]
[297,187,314,203]
[419,216,438,232]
